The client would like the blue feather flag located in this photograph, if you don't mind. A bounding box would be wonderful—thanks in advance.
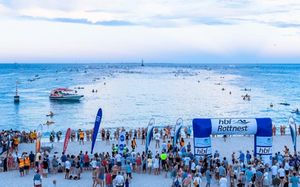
[145,118,155,153]
[173,118,183,146]
[289,117,297,153]
[91,108,102,154]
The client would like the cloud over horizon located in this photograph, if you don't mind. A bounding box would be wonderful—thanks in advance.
[0,0,300,63]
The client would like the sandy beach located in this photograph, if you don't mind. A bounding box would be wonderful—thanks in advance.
[0,135,298,187]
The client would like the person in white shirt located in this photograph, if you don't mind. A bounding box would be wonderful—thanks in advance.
[64,160,71,179]
[278,166,285,181]
[219,176,228,187]
[115,153,122,168]
[90,159,97,169]
[191,161,196,174]
[284,162,290,176]
[193,174,201,187]
[271,164,278,178]
[155,132,160,148]
[115,172,125,187]
[153,156,159,175]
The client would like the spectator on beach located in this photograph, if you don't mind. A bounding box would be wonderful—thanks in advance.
[131,137,137,150]
[18,156,25,177]
[42,158,49,178]
[79,130,84,145]
[33,170,42,187]
[141,129,145,145]
[64,159,71,179]
[5,126,300,187]
[115,171,125,187]
[154,131,160,149]
[290,172,299,187]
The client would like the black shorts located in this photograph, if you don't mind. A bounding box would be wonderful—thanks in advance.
[24,166,29,170]
[285,170,289,175]
[66,169,70,173]
[117,162,122,167]
[84,162,89,167]
[19,167,24,172]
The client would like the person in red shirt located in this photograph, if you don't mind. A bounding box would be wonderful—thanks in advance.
[105,172,113,187]
[102,158,108,172]
[84,151,90,170]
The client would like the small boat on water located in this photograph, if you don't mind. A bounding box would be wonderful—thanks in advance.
[49,88,83,101]
[141,59,144,67]
[14,81,20,103]
[279,102,290,106]
[291,109,300,115]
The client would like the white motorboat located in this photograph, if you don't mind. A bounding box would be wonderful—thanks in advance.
[49,88,83,101]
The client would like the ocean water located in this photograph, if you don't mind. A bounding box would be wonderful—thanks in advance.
[0,63,299,132]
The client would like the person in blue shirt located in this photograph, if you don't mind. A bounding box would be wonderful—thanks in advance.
[239,151,245,164]
[219,164,226,177]
[245,167,253,183]
[205,168,212,187]
[290,172,299,187]
[125,162,132,179]
[246,151,251,164]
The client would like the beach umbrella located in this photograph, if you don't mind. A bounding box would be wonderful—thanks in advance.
[289,117,297,153]
[91,108,103,154]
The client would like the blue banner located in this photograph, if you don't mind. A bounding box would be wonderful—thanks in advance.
[145,118,155,153]
[289,117,297,153]
[193,118,273,164]
[173,118,183,146]
[91,108,102,154]
[119,131,126,154]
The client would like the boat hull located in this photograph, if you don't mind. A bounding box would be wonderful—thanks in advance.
[14,95,20,103]
[49,95,83,101]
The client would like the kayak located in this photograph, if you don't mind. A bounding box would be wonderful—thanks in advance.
[279,103,290,106]
[291,111,300,115]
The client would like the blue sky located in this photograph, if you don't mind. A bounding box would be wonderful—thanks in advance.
[0,0,300,63]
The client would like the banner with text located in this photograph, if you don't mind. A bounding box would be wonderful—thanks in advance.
[211,118,257,135]
[193,118,272,164]
[119,131,126,154]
